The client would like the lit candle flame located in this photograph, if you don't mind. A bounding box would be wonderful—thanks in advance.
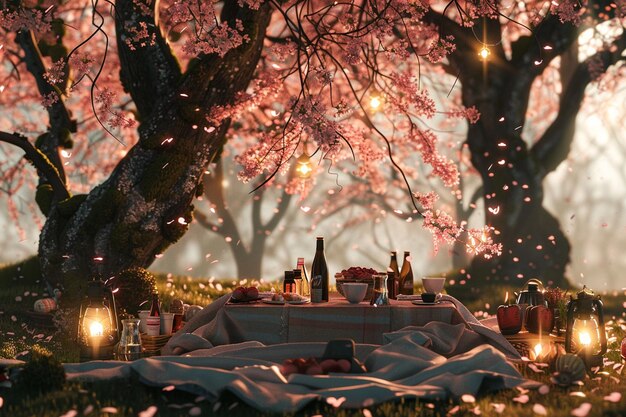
[579,331,592,346]
[89,321,104,337]
[534,343,543,357]
[504,291,509,304]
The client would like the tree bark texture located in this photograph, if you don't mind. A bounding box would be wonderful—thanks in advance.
[38,1,273,293]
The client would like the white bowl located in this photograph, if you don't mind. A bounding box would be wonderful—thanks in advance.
[342,283,368,304]
[422,277,445,294]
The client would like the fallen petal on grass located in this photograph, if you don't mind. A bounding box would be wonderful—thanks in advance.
[513,394,529,404]
[571,402,592,417]
[491,403,505,413]
[604,392,622,402]
[538,385,550,395]
[461,394,476,403]
[533,403,547,415]
[138,406,158,417]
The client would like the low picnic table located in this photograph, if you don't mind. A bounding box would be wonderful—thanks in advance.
[207,295,464,346]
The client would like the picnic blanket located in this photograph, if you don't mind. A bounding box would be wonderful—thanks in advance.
[62,294,534,412]
[66,332,536,412]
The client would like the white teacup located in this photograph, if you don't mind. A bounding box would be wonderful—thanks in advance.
[342,283,368,304]
[422,277,445,294]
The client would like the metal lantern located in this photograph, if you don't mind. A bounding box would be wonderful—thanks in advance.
[78,279,119,361]
[564,286,607,369]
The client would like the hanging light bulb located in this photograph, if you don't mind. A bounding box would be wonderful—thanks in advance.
[368,90,384,112]
[295,152,313,179]
[478,46,491,60]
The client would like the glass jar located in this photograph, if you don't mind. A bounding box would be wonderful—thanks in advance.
[115,318,142,361]
[370,273,390,306]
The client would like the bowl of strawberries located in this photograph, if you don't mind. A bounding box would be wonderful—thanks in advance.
[335,266,377,300]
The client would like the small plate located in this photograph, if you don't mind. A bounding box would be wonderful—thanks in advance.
[228,296,263,304]
[262,298,310,305]
[411,300,440,306]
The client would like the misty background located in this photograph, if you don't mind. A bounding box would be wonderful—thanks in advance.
[1,87,624,291]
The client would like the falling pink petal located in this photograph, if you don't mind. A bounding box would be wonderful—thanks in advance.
[363,410,373,417]
[571,403,592,417]
[491,403,505,413]
[101,407,118,413]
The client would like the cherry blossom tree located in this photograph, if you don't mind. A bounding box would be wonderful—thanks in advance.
[0,0,623,295]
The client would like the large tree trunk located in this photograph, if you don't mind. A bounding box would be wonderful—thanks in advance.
[38,1,273,295]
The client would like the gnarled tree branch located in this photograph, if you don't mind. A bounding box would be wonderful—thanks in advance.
[0,131,71,201]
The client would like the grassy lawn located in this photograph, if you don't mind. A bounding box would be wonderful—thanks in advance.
[1,258,625,417]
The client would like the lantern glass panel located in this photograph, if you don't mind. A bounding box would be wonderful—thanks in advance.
[571,317,602,355]
[81,306,114,344]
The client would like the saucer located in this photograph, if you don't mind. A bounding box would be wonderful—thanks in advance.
[411,300,441,306]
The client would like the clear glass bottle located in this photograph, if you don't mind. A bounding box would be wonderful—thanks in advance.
[399,251,414,295]
[115,318,142,361]
[310,237,329,302]
[371,273,390,306]
[387,251,400,299]
[296,257,310,297]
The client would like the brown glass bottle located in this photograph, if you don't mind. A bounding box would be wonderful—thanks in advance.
[387,251,400,299]
[149,292,161,317]
[399,251,414,295]
[310,237,329,302]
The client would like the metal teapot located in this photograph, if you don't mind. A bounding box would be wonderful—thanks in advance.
[515,278,547,306]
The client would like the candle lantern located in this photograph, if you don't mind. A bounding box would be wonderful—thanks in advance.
[564,286,607,369]
[78,279,119,361]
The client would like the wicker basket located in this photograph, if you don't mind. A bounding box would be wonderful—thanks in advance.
[335,275,374,300]
[140,333,172,356]
[504,331,565,358]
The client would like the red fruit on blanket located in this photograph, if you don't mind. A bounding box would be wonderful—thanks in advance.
[280,362,299,376]
[231,286,259,301]
[305,364,324,375]
[246,287,259,299]
[337,359,351,373]
[231,286,246,301]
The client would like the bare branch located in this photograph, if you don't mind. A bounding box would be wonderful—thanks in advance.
[0,131,71,201]
[16,30,74,182]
